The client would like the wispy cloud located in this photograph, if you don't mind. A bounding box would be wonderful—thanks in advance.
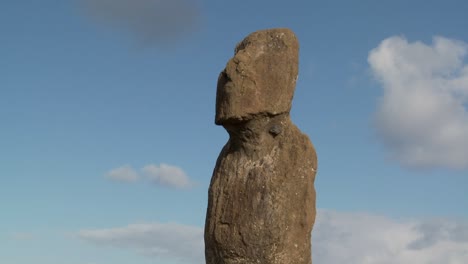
[142,163,194,189]
[105,163,194,189]
[369,36,468,169]
[78,222,204,263]
[105,165,139,182]
[80,0,200,47]
[9,232,35,241]
[78,210,468,264]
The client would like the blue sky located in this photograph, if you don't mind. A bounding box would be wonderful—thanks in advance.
[1,0,468,263]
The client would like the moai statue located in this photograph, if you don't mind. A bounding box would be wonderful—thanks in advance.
[205,28,317,264]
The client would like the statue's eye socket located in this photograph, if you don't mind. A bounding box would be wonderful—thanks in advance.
[269,125,282,136]
[217,70,231,88]
[240,129,253,139]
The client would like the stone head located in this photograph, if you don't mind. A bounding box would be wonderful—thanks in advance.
[215,28,299,125]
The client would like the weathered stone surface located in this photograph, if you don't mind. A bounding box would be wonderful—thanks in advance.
[215,28,299,125]
[205,28,317,264]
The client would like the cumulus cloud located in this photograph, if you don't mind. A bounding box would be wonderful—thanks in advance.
[78,211,468,264]
[80,0,199,46]
[142,163,194,189]
[79,222,204,263]
[105,165,139,182]
[314,210,468,264]
[368,36,468,169]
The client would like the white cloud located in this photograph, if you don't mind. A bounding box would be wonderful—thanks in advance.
[105,163,194,188]
[368,36,468,169]
[78,222,204,263]
[105,165,139,182]
[78,211,468,264]
[142,163,194,189]
[314,210,468,264]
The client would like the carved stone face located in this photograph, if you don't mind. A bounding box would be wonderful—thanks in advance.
[215,28,299,125]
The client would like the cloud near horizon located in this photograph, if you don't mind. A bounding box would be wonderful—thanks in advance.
[314,210,468,264]
[80,0,200,47]
[368,36,468,170]
[78,222,204,263]
[78,210,468,264]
